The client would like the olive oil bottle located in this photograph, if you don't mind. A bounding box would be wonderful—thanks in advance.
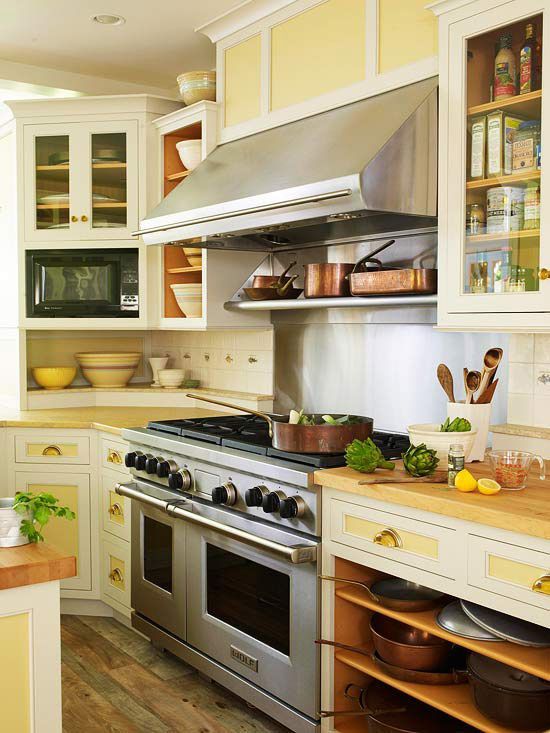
[520,22,539,94]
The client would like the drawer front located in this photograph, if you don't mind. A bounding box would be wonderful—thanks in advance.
[15,435,90,465]
[101,470,131,542]
[101,534,131,609]
[100,438,128,474]
[330,498,457,578]
[468,535,550,611]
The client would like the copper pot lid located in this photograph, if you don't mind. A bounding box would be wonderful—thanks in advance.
[468,653,550,694]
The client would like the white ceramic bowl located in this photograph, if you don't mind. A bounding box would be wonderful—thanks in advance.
[407,423,478,463]
[74,351,141,388]
[170,288,203,318]
[158,369,185,388]
[176,140,202,170]
[176,71,216,105]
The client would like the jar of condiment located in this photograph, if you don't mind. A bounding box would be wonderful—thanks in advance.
[448,444,465,487]
[512,121,541,172]
[487,186,524,233]
[524,180,541,229]
[466,203,486,234]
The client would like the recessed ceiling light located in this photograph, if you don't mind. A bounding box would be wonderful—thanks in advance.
[91,13,126,26]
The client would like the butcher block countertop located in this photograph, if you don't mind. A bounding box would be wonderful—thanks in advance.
[0,543,76,590]
[0,406,223,435]
[315,461,550,541]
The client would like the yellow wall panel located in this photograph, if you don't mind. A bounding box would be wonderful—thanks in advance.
[225,34,262,127]
[270,0,366,111]
[0,612,31,733]
[378,0,437,73]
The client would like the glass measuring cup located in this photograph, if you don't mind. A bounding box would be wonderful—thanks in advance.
[488,450,546,490]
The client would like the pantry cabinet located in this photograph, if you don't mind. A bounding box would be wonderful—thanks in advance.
[433,0,550,331]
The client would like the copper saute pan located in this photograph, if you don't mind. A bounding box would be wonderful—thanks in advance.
[252,261,296,289]
[187,394,373,454]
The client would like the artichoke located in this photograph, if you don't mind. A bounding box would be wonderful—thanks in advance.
[440,417,472,433]
[345,438,396,474]
[403,443,440,477]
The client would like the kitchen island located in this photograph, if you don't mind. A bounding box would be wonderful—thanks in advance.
[0,542,76,733]
[317,461,550,732]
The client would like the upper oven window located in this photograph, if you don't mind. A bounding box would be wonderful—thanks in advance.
[206,544,290,655]
[143,516,173,593]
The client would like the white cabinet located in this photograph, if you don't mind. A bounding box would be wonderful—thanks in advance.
[433,0,550,331]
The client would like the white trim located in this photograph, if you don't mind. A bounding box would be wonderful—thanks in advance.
[197,0,297,42]
[427,0,480,16]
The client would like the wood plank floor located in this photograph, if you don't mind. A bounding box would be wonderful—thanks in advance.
[61,615,291,733]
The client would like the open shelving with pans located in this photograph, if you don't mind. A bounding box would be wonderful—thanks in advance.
[328,558,550,733]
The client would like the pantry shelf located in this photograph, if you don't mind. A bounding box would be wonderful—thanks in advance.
[468,89,542,117]
[224,295,437,312]
[166,265,202,274]
[466,171,540,190]
[335,648,542,733]
[466,228,540,244]
[335,584,550,680]
[165,170,191,181]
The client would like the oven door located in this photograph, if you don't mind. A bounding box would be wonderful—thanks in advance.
[129,483,187,640]
[186,511,319,719]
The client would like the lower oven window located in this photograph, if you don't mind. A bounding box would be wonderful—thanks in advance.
[143,517,172,593]
[206,544,290,655]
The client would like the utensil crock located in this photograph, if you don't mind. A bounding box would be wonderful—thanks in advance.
[446,402,491,461]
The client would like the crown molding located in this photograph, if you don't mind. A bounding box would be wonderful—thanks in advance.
[426,0,478,16]
[196,0,297,42]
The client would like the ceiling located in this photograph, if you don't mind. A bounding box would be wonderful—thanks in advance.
[0,0,240,90]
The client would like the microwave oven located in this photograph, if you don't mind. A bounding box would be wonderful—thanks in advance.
[26,249,139,318]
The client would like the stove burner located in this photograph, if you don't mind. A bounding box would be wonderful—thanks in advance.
[147,416,409,468]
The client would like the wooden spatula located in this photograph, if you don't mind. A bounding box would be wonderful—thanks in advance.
[437,363,455,402]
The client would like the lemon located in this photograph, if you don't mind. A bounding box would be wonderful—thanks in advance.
[477,478,501,495]
[455,469,478,492]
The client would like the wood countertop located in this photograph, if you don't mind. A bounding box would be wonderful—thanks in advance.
[0,542,76,591]
[314,460,550,541]
[0,406,224,435]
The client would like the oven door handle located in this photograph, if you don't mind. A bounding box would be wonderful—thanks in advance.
[166,501,318,565]
[115,480,317,565]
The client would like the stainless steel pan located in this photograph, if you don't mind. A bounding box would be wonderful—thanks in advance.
[187,393,373,454]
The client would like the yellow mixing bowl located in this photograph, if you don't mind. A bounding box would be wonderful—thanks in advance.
[32,367,77,390]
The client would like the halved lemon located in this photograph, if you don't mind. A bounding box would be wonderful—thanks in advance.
[477,478,501,495]
[455,469,478,492]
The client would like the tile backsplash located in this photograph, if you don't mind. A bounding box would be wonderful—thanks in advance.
[508,333,550,427]
[150,329,274,396]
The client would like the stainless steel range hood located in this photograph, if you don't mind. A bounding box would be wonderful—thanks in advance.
[137,77,438,251]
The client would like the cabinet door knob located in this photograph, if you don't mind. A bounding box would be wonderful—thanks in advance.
[373,528,402,548]
[108,502,123,518]
[107,449,122,465]
[109,567,123,584]
[71,215,78,222]
[42,445,62,456]
[539,268,550,280]
[532,574,550,595]
[81,214,88,222]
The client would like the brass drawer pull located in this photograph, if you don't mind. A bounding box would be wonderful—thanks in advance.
[373,528,403,549]
[539,268,550,280]
[107,449,122,465]
[109,567,123,584]
[81,214,88,222]
[42,445,62,456]
[71,215,78,222]
[532,574,550,595]
[108,502,123,518]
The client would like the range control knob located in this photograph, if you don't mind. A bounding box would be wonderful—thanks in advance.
[134,453,151,471]
[245,485,268,507]
[168,469,192,492]
[124,451,142,468]
[212,482,237,506]
[262,491,285,514]
[279,496,306,519]
[157,459,178,478]
[145,456,161,474]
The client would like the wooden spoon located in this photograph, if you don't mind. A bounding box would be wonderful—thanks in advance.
[465,370,481,404]
[437,363,455,402]
[476,378,499,404]
[478,348,503,396]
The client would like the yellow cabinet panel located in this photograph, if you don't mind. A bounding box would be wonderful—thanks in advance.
[225,34,262,127]
[344,515,439,559]
[270,0,366,111]
[488,554,549,591]
[378,0,437,73]
[0,612,31,733]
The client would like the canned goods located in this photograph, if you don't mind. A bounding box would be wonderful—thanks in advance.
[486,186,524,233]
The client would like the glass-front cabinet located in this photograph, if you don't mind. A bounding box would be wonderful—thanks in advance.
[24,120,138,242]
[435,0,550,330]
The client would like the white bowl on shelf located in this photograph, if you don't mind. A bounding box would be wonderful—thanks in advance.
[158,369,185,388]
[176,140,202,171]
[176,71,216,105]
[407,423,478,463]
[170,285,203,318]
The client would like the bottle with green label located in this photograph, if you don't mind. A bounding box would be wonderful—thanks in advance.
[520,22,538,95]
[494,33,517,101]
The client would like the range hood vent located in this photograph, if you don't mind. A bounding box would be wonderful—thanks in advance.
[138,77,438,251]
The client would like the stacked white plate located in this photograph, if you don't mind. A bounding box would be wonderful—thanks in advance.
[171,283,202,317]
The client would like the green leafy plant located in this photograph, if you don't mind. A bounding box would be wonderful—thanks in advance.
[13,492,75,543]
[402,443,440,477]
[440,417,472,433]
[345,438,396,473]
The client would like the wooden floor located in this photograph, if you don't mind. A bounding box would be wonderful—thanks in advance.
[61,615,291,733]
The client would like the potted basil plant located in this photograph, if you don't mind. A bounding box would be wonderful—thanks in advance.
[0,492,75,547]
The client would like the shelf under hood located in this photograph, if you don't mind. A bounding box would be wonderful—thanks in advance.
[138,77,438,251]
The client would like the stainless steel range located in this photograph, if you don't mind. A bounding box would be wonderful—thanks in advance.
[116,415,409,733]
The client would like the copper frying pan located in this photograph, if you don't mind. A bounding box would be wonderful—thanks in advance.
[187,393,373,454]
